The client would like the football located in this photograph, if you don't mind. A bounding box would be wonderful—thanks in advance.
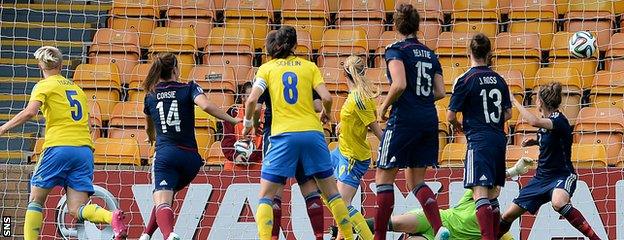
[233,139,254,163]
[569,31,597,59]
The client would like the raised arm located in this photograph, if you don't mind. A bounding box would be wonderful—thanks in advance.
[511,93,553,130]
[0,101,41,135]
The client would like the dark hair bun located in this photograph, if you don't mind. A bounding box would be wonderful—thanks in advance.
[470,33,492,62]
[394,4,420,36]
[267,26,297,59]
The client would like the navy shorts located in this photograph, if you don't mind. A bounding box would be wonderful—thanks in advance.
[31,146,95,195]
[463,143,506,188]
[263,129,313,185]
[377,127,438,169]
[513,173,578,214]
[152,146,203,192]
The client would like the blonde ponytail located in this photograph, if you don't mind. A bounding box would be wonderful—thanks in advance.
[33,46,63,70]
[343,55,379,99]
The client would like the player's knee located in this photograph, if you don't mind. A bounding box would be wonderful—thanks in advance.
[551,199,568,212]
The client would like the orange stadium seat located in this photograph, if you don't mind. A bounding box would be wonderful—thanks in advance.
[206,141,225,165]
[108,128,150,160]
[533,68,583,124]
[31,138,44,163]
[451,0,499,38]
[498,70,525,126]
[605,33,624,71]
[571,143,608,168]
[223,0,274,48]
[108,102,149,159]
[442,66,467,93]
[109,0,159,48]
[73,64,122,121]
[320,67,349,93]
[436,32,473,69]
[189,65,237,92]
[506,145,539,168]
[281,0,329,50]
[127,63,152,102]
[573,107,624,166]
[336,0,385,49]
[88,100,103,139]
[557,0,570,15]
[395,0,444,49]
[508,0,557,51]
[493,32,541,89]
[617,148,624,168]
[436,106,450,151]
[590,71,624,108]
[548,32,598,89]
[88,28,141,85]
[195,106,217,155]
[513,107,541,145]
[262,29,313,62]
[564,0,615,51]
[166,0,215,48]
[203,27,254,80]
[148,27,197,81]
[365,68,390,93]
[375,31,402,67]
[331,94,347,124]
[318,29,368,68]
[368,133,380,164]
[94,138,141,165]
[440,143,466,167]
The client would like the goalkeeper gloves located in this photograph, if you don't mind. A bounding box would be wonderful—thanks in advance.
[506,157,535,178]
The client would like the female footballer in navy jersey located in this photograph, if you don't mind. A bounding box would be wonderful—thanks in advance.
[139,53,240,240]
[375,4,448,240]
[497,82,601,240]
[448,33,512,240]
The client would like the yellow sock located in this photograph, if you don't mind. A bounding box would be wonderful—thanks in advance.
[348,206,373,240]
[24,202,43,240]
[79,204,112,224]
[256,198,274,240]
[327,194,354,240]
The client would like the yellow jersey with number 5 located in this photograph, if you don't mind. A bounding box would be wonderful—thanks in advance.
[30,74,93,149]
[255,56,324,136]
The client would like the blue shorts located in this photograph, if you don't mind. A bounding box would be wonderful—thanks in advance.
[152,146,203,192]
[331,149,370,189]
[262,131,333,184]
[463,143,506,188]
[513,173,578,214]
[377,127,438,169]
[31,146,95,195]
[263,129,313,185]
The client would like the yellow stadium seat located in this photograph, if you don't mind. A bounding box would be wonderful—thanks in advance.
[605,33,624,71]
[557,0,569,15]
[451,21,498,38]
[564,0,614,51]
[108,128,150,160]
[88,28,141,85]
[73,64,122,121]
[548,32,598,89]
[440,143,466,167]
[148,27,197,81]
[166,0,215,48]
[571,143,608,168]
[451,0,499,39]
[436,32,473,69]
[318,29,368,68]
[94,138,141,165]
[207,141,225,165]
[506,145,539,168]
[374,31,402,68]
[436,105,451,136]
[442,66,467,93]
[365,68,390,93]
[508,0,557,51]
[493,32,541,89]
[127,63,152,101]
[188,65,237,94]
[195,105,217,147]
[532,68,583,124]
[223,0,273,48]
[368,133,380,164]
[590,71,624,108]
[573,107,624,166]
[109,0,159,48]
[281,0,329,50]
[498,70,524,126]
[513,107,541,145]
[197,130,215,161]
[31,138,44,163]
[336,0,385,50]
[331,94,347,124]
[320,67,349,93]
[203,27,254,80]
[88,100,103,139]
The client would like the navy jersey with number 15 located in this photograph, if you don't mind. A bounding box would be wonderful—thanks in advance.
[384,37,443,128]
[449,66,511,144]
[144,81,204,150]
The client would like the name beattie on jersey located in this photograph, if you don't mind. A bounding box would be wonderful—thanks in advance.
[412,49,432,59]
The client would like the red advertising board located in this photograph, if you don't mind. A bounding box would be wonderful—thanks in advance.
[39,168,623,239]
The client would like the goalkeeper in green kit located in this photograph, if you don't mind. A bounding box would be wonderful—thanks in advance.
[364,158,534,240]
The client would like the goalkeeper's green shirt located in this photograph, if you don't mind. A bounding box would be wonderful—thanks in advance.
[440,189,482,239]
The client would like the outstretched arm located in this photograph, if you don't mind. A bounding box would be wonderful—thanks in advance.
[194,94,240,125]
[0,101,41,135]
[511,94,553,129]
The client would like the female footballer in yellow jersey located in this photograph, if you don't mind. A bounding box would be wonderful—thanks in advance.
[242,26,355,240]
[0,46,127,239]
[332,56,383,240]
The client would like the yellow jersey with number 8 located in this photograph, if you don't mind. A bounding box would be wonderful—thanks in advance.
[30,74,93,149]
[255,56,324,135]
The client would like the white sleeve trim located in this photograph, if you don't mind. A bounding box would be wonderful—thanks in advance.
[253,77,267,92]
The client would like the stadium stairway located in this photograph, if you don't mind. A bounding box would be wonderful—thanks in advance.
[0,2,111,163]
